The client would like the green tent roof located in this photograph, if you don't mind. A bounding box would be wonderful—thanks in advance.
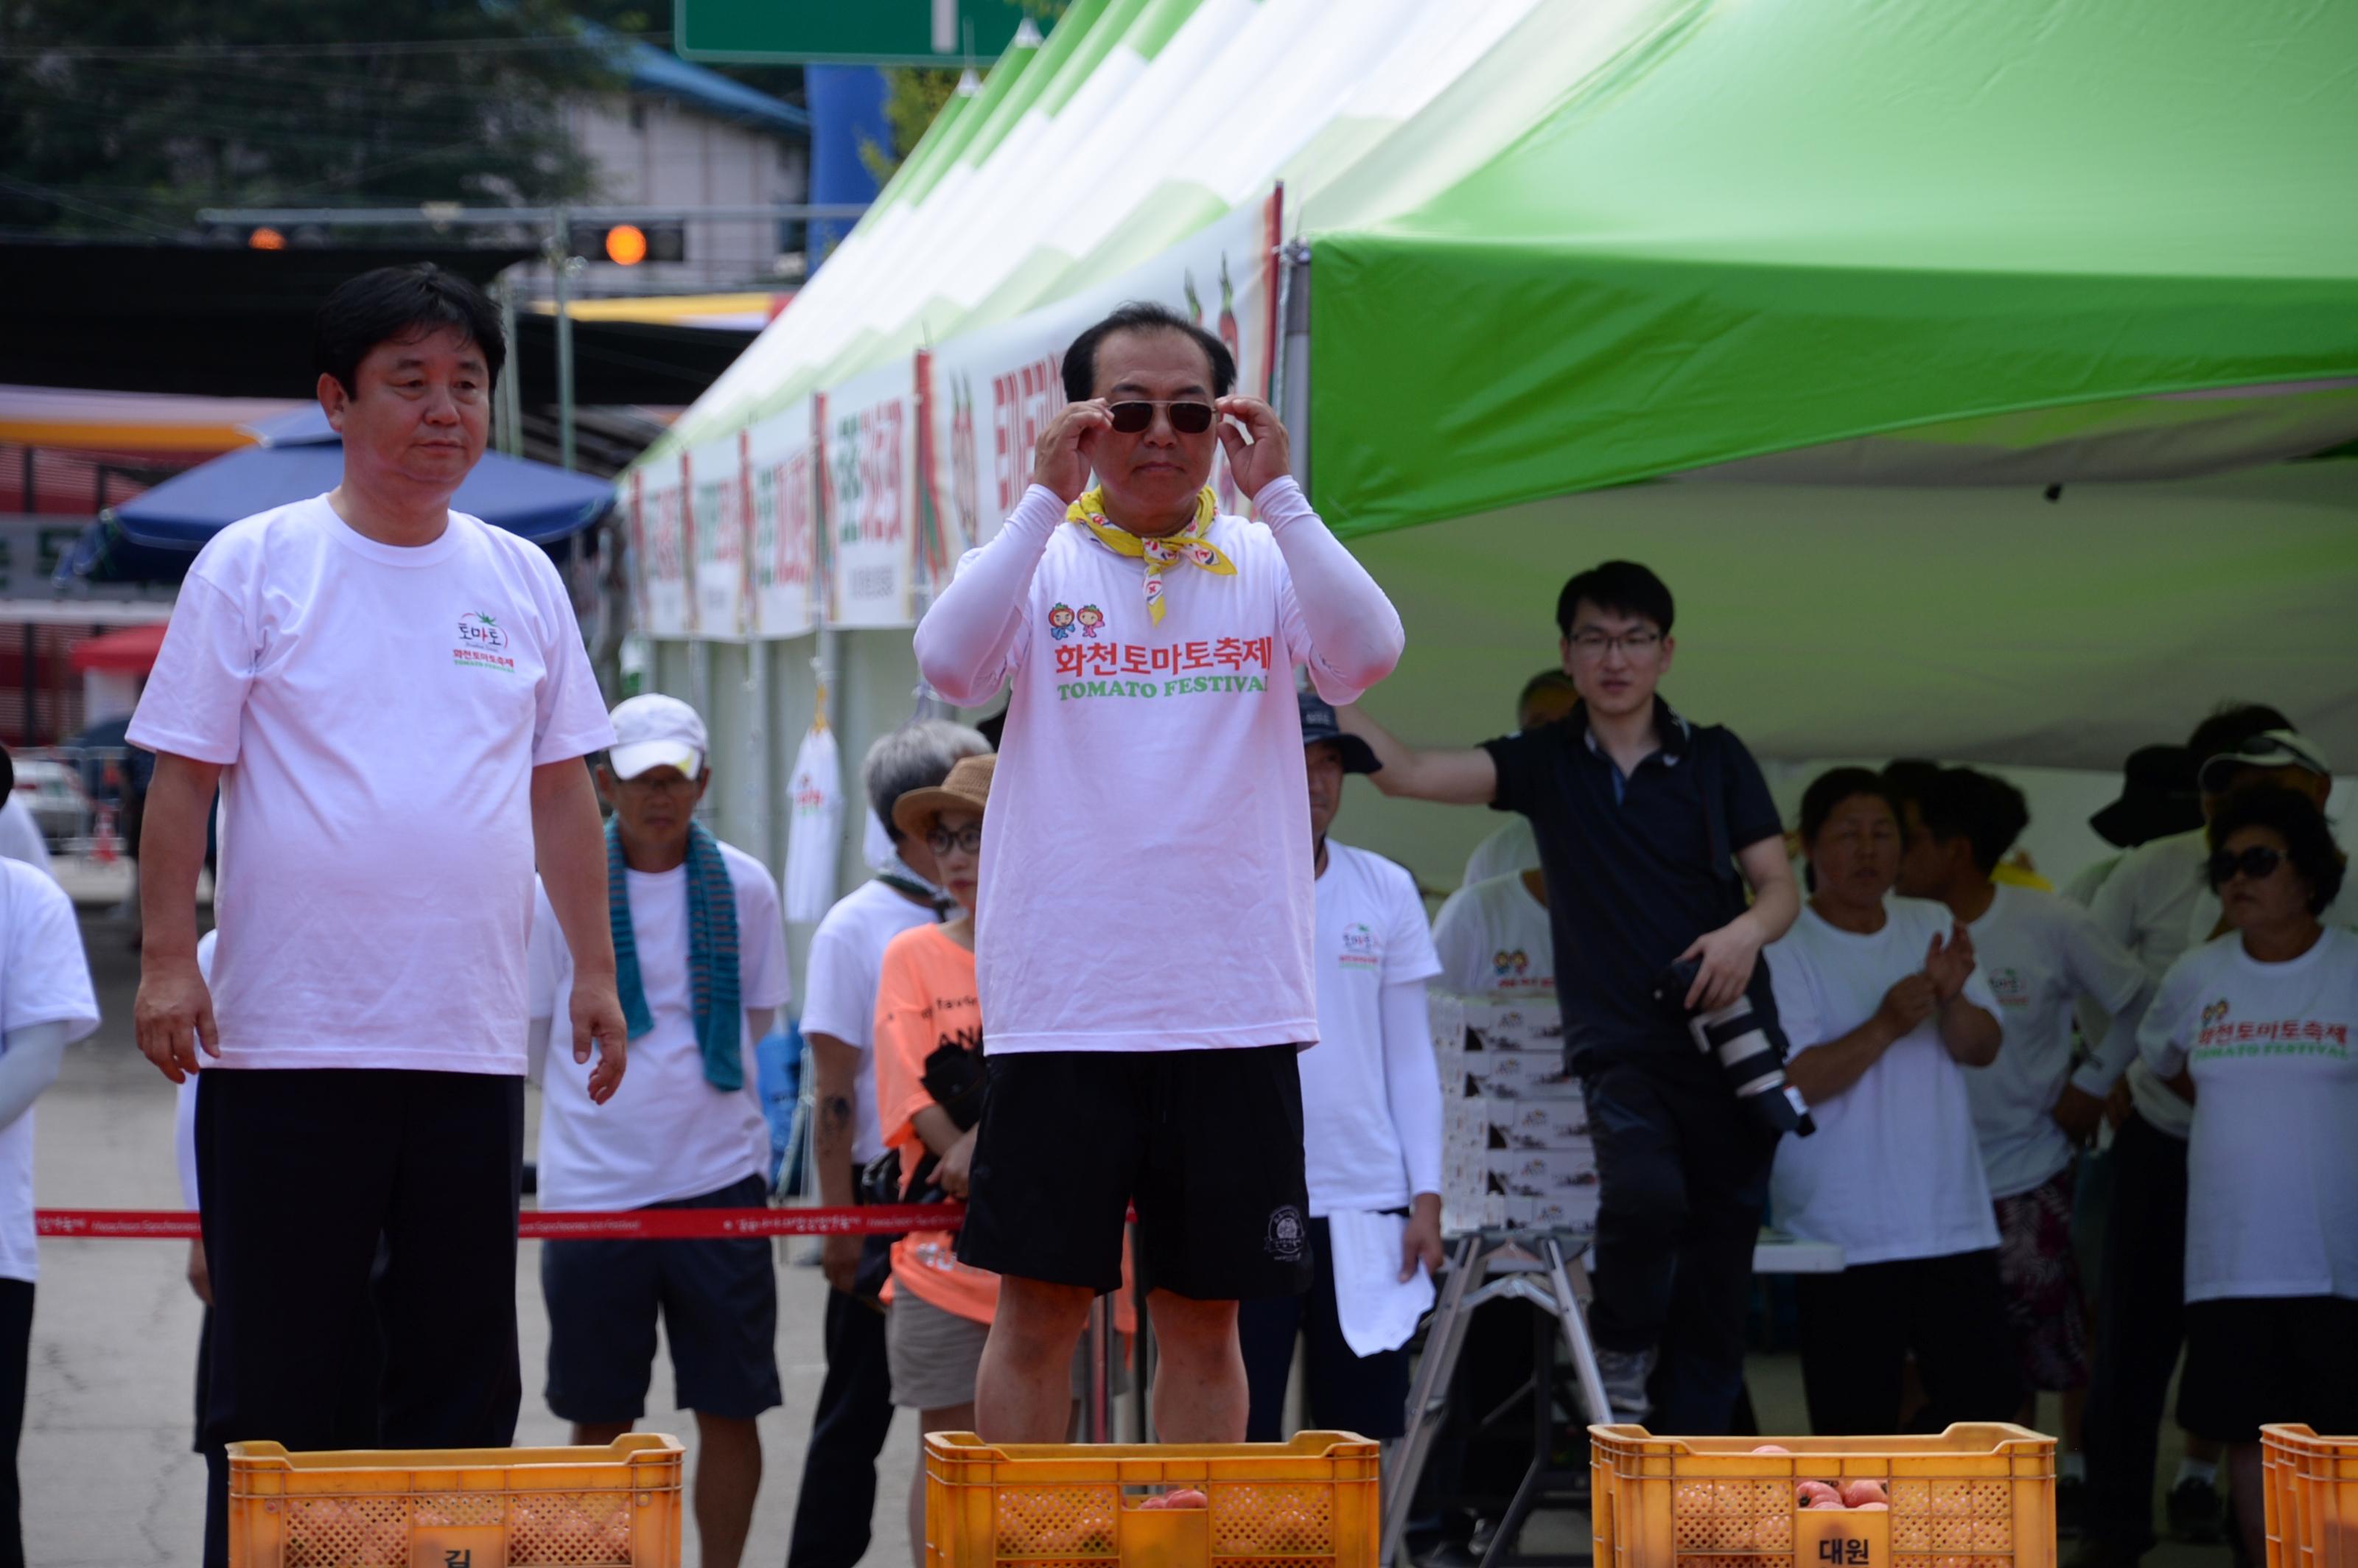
[1306,0,2358,539]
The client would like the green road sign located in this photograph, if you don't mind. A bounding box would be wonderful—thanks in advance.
[675,0,1037,64]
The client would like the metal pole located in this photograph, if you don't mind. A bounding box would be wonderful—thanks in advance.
[550,211,577,472]
[494,274,522,457]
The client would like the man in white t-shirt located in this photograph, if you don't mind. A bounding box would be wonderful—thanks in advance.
[125,265,623,1565]
[1434,872,1555,998]
[914,301,1403,1443]
[1239,694,1441,1442]
[2074,710,2334,1568]
[0,858,98,1563]
[525,695,788,1568]
[786,718,987,1568]
[1460,671,1582,888]
[1892,766,2148,1480]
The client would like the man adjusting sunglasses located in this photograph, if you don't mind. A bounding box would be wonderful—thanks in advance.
[913,299,1404,1449]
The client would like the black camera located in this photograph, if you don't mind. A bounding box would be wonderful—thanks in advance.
[1651,957,1815,1138]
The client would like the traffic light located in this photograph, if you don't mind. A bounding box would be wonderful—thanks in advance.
[570,221,685,265]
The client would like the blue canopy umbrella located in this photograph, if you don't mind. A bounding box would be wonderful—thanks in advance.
[110,406,615,546]
[55,407,615,588]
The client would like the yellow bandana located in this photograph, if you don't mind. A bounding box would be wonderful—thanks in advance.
[1066,487,1233,624]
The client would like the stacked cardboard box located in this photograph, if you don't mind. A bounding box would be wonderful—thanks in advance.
[1436,993,1599,1233]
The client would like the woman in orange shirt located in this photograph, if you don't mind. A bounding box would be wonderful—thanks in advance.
[874,753,1130,1566]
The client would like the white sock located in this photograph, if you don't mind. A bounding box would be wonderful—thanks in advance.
[2175,1458,2218,1489]
[2060,1453,2086,1482]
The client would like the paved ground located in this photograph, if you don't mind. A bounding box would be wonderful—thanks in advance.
[26,895,2233,1567]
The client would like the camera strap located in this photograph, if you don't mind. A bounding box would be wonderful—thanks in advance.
[1690,724,1743,895]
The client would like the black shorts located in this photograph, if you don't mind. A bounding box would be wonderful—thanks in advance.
[540,1173,782,1423]
[2177,1295,2358,1443]
[956,1044,1312,1301]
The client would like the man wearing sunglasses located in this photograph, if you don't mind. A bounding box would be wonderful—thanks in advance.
[914,299,1404,1443]
[2071,712,2344,1568]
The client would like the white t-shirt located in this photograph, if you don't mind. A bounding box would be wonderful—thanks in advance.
[1767,897,2004,1266]
[2087,827,2355,1137]
[0,798,52,878]
[1301,842,1444,1214]
[2139,926,2358,1303]
[1462,818,1539,888]
[1965,884,2149,1198]
[0,860,99,1282]
[173,931,222,1211]
[125,497,613,1074]
[800,878,940,1166]
[1432,872,1555,998]
[964,491,1359,1054]
[528,841,792,1211]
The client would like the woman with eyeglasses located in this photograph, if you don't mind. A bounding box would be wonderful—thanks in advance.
[869,753,1131,1567]
[2136,783,2358,1568]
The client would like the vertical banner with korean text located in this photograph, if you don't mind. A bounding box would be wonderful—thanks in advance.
[632,447,691,638]
[820,360,916,627]
[746,397,818,640]
[687,432,748,638]
[920,189,1281,584]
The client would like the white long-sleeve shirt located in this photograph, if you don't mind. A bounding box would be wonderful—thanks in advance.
[914,477,1403,1053]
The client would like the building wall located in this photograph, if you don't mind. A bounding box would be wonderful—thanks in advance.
[563,95,809,292]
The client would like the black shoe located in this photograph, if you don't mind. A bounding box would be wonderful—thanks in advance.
[2063,1541,2140,1568]
[2169,1476,2225,1544]
[2056,1474,2085,1539]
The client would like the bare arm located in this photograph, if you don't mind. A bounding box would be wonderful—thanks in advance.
[1783,976,1933,1105]
[1336,703,1499,805]
[1940,997,2003,1067]
[808,1032,865,1293]
[531,758,627,1102]
[1678,837,1802,1011]
[132,752,223,1082]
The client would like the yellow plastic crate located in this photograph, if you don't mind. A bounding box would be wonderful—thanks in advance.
[226,1435,685,1568]
[2262,1424,2358,1568]
[923,1430,1380,1568]
[1589,1424,2054,1568]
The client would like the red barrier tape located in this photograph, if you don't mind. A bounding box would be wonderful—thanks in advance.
[35,1204,962,1242]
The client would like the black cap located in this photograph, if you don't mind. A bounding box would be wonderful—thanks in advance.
[1298,691,1380,774]
[2088,743,2201,849]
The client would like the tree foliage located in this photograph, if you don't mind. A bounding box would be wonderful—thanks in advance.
[0,0,625,237]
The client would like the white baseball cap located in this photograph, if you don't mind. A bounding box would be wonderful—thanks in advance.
[2197,727,2331,794]
[607,693,707,780]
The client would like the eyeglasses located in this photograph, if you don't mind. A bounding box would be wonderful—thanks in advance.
[1567,629,1663,659]
[1107,400,1215,435]
[925,824,984,856]
[2208,844,2283,886]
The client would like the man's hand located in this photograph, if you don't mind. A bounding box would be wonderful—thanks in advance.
[1400,1194,1445,1284]
[2052,1084,2105,1147]
[1032,399,1111,503]
[570,976,629,1105]
[1676,912,1766,1012]
[186,1238,213,1306]
[822,1233,861,1295]
[1214,396,1292,499]
[939,1128,979,1200]
[134,953,217,1084]
[1924,923,1977,1001]
[1875,973,1939,1037]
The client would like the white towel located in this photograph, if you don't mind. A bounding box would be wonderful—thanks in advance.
[1325,1211,1436,1358]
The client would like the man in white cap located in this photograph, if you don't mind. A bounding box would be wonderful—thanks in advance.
[526,694,790,1568]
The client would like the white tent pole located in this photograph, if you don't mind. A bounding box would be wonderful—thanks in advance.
[1276,241,1315,489]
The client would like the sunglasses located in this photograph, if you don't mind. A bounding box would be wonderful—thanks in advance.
[2208,844,2283,886]
[1107,399,1216,435]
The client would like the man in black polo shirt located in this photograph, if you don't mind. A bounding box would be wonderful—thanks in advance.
[1343,561,1799,1432]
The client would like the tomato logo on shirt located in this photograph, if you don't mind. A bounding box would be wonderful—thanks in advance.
[452,610,517,673]
[1339,923,1382,970]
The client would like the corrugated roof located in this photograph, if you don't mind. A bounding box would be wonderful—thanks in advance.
[620,38,809,138]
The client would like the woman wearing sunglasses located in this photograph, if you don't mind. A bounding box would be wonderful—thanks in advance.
[2136,783,2358,1567]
